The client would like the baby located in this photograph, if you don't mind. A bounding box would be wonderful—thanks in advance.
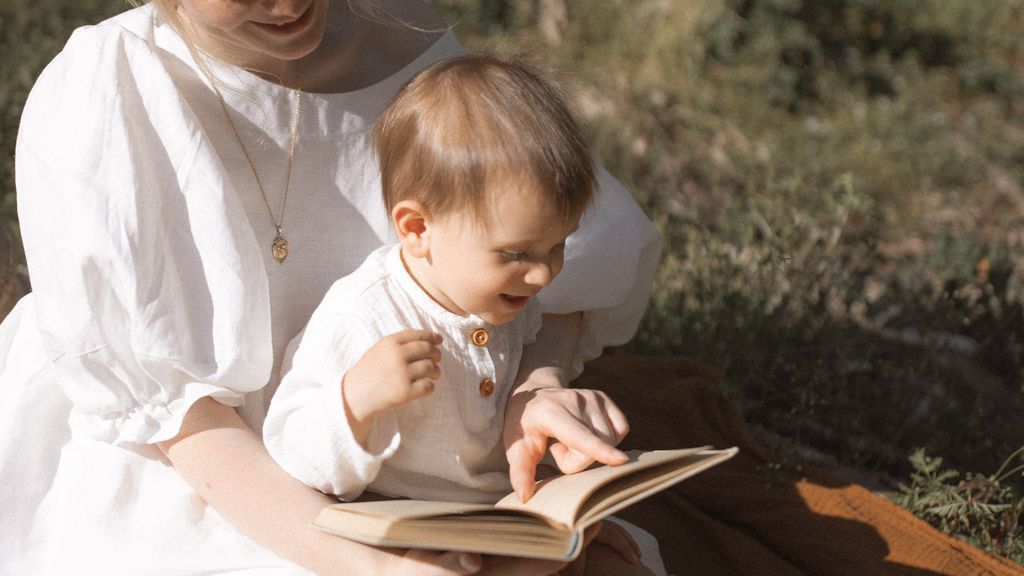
[263,55,659,574]
[264,54,599,503]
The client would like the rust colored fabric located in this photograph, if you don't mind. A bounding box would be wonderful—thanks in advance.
[574,355,1023,576]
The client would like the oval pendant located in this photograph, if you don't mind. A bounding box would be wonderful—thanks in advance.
[272,232,289,264]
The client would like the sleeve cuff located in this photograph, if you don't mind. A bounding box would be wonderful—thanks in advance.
[68,381,245,446]
[316,376,401,500]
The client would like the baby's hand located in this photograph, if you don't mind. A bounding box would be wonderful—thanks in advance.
[343,330,442,443]
[505,385,629,502]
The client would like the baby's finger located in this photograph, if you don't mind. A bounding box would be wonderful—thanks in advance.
[597,393,630,443]
[408,378,436,400]
[393,329,443,345]
[400,339,443,364]
[544,416,628,470]
[581,408,617,447]
[576,391,629,446]
[408,358,442,382]
[549,443,594,475]
[506,436,545,502]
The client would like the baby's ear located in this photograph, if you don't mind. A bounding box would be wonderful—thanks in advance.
[392,200,431,258]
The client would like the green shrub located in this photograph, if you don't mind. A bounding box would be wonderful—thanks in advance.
[893,448,1024,563]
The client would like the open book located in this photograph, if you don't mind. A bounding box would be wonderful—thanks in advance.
[312,446,738,561]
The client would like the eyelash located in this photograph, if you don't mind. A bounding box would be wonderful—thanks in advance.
[501,251,527,262]
[501,244,566,262]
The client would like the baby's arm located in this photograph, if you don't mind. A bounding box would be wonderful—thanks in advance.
[504,313,630,502]
[265,308,438,499]
[343,329,442,446]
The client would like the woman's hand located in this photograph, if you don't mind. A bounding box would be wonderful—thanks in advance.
[562,521,646,576]
[378,549,482,575]
[382,549,568,576]
[160,398,491,576]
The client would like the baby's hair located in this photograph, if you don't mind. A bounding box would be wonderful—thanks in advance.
[372,54,596,226]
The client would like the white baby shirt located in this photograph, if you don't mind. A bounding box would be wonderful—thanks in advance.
[265,244,541,504]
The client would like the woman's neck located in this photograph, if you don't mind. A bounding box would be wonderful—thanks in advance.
[177,0,446,92]
[305,2,447,93]
[269,1,447,93]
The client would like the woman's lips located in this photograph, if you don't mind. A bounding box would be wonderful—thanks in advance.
[253,4,314,36]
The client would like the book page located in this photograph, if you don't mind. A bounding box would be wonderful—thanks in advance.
[573,447,738,527]
[315,500,578,560]
[494,447,735,527]
[324,499,495,520]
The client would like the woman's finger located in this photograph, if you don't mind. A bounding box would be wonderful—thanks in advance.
[478,554,566,576]
[397,549,483,575]
[594,520,641,564]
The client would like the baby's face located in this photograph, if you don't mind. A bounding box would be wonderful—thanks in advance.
[422,180,579,325]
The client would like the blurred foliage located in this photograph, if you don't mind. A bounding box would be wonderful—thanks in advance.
[3,0,1024,548]
[437,0,1024,493]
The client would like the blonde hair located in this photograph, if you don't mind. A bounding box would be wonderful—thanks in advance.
[372,55,595,225]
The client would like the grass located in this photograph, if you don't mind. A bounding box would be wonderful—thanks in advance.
[437,0,1024,561]
[3,0,1023,564]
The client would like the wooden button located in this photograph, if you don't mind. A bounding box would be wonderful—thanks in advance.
[479,378,495,397]
[471,328,489,346]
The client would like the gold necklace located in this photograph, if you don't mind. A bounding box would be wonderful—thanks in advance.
[213,86,302,264]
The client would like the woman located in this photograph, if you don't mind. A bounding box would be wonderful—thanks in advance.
[0,0,662,574]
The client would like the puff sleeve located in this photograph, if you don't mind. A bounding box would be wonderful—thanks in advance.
[15,22,272,445]
[537,166,662,378]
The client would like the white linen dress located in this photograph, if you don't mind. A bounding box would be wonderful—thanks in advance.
[0,5,662,575]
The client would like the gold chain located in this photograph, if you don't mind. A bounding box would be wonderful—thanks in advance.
[212,85,302,264]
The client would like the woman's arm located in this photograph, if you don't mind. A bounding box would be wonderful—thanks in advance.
[160,397,571,576]
[158,397,479,576]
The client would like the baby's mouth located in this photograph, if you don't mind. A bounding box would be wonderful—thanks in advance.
[500,294,530,307]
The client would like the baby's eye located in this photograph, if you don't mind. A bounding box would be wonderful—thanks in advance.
[501,250,527,262]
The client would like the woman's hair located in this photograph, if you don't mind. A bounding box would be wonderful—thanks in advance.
[372,54,596,226]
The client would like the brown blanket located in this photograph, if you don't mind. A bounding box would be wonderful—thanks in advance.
[576,355,1023,576]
